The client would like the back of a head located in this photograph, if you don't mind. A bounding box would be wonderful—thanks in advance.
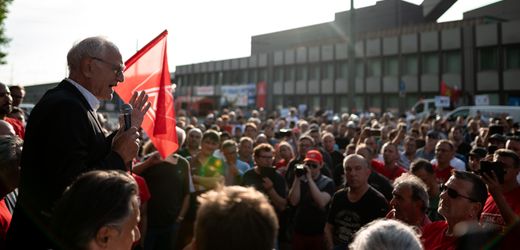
[349,219,422,250]
[194,186,278,250]
[53,170,138,250]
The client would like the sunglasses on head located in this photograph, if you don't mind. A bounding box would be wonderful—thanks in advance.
[440,184,477,202]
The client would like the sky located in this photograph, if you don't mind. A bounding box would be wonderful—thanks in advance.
[0,0,501,86]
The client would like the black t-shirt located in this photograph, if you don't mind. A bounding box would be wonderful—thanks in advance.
[367,172,393,201]
[293,174,336,235]
[141,154,191,227]
[242,167,287,201]
[327,186,389,246]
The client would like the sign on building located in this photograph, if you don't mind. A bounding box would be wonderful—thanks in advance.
[435,96,450,108]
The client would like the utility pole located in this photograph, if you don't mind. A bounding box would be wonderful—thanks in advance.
[347,0,356,113]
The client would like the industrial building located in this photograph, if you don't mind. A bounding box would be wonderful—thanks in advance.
[174,0,520,116]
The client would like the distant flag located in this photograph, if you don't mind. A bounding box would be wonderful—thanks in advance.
[440,80,461,105]
[115,30,178,158]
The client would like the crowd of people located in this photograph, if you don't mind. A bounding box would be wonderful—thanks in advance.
[0,35,518,250]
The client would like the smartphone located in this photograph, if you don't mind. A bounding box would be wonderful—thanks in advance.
[478,161,505,184]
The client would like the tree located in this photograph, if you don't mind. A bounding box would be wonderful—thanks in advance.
[0,0,13,64]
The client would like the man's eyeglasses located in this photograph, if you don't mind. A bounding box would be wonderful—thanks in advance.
[91,57,125,79]
[440,184,478,202]
[258,155,273,160]
[0,92,10,98]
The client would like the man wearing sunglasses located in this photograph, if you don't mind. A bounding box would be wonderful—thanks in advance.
[480,149,520,229]
[421,171,487,250]
[288,150,335,250]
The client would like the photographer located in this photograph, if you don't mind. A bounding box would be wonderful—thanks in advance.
[288,150,335,250]
[480,149,520,229]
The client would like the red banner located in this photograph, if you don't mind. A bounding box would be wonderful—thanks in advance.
[256,81,267,109]
[115,30,178,158]
[440,80,461,105]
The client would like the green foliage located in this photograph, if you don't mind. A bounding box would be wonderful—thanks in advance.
[0,0,13,64]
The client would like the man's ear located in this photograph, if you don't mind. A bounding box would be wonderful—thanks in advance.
[469,202,482,220]
[93,226,117,249]
[80,57,94,78]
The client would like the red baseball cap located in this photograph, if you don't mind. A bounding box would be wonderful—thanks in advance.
[304,150,323,165]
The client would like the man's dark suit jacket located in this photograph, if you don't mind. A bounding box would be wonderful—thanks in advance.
[7,80,126,249]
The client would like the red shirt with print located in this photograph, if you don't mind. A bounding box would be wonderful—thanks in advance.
[480,186,520,229]
[433,164,454,184]
[421,221,457,250]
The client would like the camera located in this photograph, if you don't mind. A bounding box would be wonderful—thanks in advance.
[478,161,505,184]
[295,164,307,177]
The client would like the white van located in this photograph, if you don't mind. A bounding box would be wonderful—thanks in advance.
[444,106,520,122]
[410,99,451,119]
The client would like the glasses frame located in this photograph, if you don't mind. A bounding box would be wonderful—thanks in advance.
[91,57,125,78]
[441,184,478,202]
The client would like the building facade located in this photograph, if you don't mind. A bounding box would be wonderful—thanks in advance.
[175,0,520,115]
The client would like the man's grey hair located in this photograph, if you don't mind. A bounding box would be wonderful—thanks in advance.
[343,154,369,170]
[188,128,202,137]
[393,173,430,213]
[176,126,186,147]
[350,219,422,250]
[0,135,23,170]
[67,36,120,71]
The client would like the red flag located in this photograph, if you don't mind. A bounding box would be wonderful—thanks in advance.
[440,80,461,105]
[115,30,178,158]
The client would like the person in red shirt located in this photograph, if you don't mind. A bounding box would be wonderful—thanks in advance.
[433,140,456,184]
[373,142,406,181]
[480,149,520,230]
[0,136,22,249]
[386,173,432,230]
[421,171,488,250]
[0,83,24,139]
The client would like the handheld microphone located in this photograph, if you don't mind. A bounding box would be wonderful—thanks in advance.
[120,104,133,131]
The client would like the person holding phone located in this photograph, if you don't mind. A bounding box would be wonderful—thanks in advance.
[480,149,520,229]
[242,143,287,212]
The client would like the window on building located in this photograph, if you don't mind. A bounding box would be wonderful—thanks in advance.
[505,45,520,70]
[324,96,334,111]
[336,61,348,79]
[403,55,418,75]
[285,66,294,81]
[240,71,248,83]
[309,64,320,80]
[217,72,223,84]
[312,96,320,111]
[322,63,334,80]
[274,67,284,82]
[258,69,267,82]
[383,57,398,76]
[367,59,382,77]
[479,47,498,71]
[296,65,307,81]
[443,50,461,73]
[356,62,364,78]
[231,71,240,84]
[340,96,349,112]
[422,53,439,74]
[248,69,257,83]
